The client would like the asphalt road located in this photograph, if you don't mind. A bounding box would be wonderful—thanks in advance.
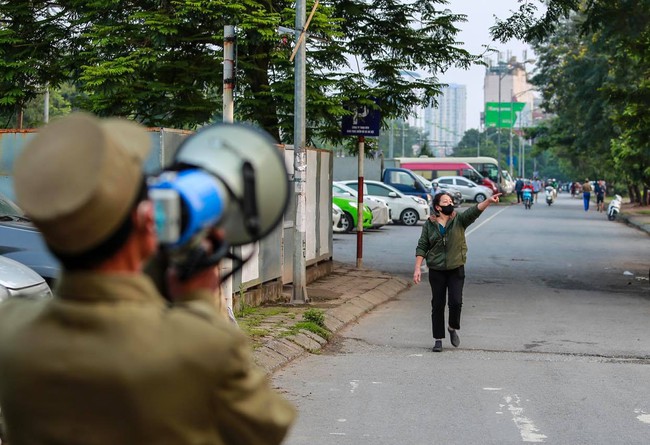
[273,193,650,444]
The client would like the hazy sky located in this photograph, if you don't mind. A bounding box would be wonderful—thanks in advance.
[437,1,536,129]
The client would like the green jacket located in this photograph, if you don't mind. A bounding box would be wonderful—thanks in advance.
[415,205,483,270]
[0,272,295,445]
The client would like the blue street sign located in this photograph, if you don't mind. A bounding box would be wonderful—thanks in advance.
[342,98,381,137]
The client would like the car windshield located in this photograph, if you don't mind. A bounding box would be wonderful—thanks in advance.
[0,193,30,221]
[414,174,432,188]
[333,182,358,197]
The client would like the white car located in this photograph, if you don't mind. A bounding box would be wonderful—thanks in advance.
[333,182,390,229]
[435,176,494,203]
[0,256,52,302]
[339,180,429,226]
[332,204,346,233]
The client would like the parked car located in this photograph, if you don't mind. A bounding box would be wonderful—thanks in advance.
[333,182,390,228]
[0,192,60,285]
[0,255,52,302]
[332,204,345,233]
[414,173,464,207]
[435,176,494,203]
[332,196,373,233]
[339,180,429,226]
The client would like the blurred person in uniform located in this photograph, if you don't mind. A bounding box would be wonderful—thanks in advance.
[0,113,295,445]
[412,191,502,352]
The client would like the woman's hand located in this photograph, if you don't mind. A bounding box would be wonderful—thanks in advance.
[413,267,421,284]
[478,193,502,211]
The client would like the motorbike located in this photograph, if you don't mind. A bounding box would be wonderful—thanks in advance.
[522,188,533,209]
[545,186,555,206]
[607,194,622,220]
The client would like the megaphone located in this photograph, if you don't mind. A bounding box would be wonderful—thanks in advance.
[147,122,290,280]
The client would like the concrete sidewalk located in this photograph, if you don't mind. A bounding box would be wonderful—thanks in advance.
[620,212,650,235]
[249,262,410,373]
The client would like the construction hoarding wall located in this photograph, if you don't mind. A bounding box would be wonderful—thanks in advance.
[0,129,333,304]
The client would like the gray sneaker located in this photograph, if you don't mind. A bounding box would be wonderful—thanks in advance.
[448,329,460,347]
[432,340,443,352]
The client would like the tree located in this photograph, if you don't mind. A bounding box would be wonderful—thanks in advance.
[3,1,482,146]
[495,0,649,203]
[0,1,70,127]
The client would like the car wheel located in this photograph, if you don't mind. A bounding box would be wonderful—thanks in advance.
[475,193,486,203]
[400,209,419,226]
[341,212,354,233]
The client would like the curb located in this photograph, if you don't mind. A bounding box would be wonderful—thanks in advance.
[252,274,411,373]
[619,214,650,236]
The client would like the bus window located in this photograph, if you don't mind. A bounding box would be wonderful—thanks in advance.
[462,168,483,183]
[477,164,499,183]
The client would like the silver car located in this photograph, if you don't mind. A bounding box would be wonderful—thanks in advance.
[435,176,494,203]
[415,174,464,207]
[0,255,52,302]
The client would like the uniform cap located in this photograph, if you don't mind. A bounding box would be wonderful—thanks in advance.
[14,113,151,254]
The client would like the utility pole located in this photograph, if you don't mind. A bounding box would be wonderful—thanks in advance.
[222,25,236,315]
[291,0,308,303]
[388,120,394,158]
[401,119,405,156]
[509,89,514,178]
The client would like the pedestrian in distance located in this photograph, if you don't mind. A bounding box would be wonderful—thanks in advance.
[0,113,295,445]
[514,176,524,203]
[532,177,543,203]
[582,178,593,211]
[413,191,502,352]
[595,179,607,212]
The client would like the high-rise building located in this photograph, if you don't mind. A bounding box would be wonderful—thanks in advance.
[483,55,535,129]
[423,84,466,157]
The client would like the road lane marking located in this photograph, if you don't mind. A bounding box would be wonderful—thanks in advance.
[467,206,509,236]
[504,394,548,443]
[635,409,650,424]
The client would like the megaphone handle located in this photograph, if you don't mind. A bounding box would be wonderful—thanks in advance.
[178,240,231,281]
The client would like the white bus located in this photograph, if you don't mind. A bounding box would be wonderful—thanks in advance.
[394,156,503,191]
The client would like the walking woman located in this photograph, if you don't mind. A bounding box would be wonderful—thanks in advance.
[413,191,501,352]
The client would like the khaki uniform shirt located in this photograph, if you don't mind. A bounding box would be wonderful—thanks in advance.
[0,272,295,445]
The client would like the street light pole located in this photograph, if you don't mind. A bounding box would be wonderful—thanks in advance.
[497,73,503,185]
[509,88,514,178]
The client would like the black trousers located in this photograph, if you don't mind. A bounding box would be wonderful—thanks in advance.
[428,266,465,340]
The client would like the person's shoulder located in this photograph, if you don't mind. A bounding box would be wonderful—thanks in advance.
[167,303,246,344]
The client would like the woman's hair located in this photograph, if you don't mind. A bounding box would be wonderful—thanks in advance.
[433,191,452,208]
[53,177,150,270]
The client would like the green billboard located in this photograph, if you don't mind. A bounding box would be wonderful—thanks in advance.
[484,102,527,128]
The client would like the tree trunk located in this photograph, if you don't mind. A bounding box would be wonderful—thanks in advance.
[627,183,636,204]
[632,184,641,204]
[16,106,23,129]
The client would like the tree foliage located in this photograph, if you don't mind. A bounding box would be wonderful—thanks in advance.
[0,1,70,127]
[1,0,482,145]
[495,0,649,202]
